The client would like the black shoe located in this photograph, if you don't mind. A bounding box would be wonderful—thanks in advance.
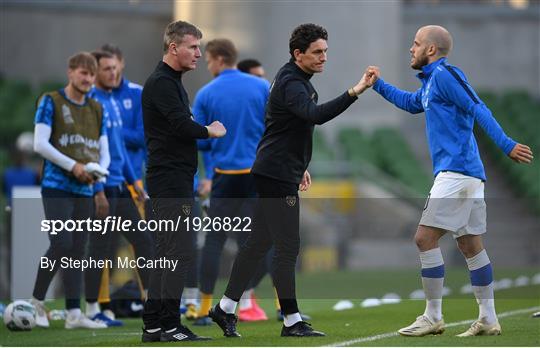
[281,321,326,337]
[141,327,161,342]
[208,304,241,337]
[160,325,212,342]
[277,310,312,322]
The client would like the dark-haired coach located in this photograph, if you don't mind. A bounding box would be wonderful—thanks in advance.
[209,23,376,338]
[141,20,226,342]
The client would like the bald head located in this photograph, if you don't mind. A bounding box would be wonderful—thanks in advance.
[418,25,453,57]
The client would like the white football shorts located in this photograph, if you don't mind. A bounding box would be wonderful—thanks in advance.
[420,171,486,238]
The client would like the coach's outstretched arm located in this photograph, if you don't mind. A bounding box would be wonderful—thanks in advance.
[285,69,375,125]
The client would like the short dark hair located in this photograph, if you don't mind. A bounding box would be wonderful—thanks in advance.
[289,23,328,58]
[237,59,262,73]
[67,52,97,74]
[91,51,114,67]
[205,39,238,66]
[163,20,203,52]
[101,43,123,61]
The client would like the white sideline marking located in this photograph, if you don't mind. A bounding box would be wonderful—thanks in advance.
[323,306,540,347]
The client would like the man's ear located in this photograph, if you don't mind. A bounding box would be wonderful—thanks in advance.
[293,48,302,61]
[427,44,438,57]
[169,42,177,55]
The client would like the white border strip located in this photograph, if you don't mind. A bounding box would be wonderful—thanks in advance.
[323,306,540,347]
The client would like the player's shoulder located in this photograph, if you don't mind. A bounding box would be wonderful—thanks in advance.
[36,92,55,108]
[435,61,468,84]
[88,88,106,107]
[237,72,270,89]
[127,81,143,90]
[195,80,215,100]
[86,94,104,116]
[124,78,143,91]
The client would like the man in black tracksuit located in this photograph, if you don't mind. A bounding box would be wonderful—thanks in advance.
[209,23,376,337]
[140,20,226,342]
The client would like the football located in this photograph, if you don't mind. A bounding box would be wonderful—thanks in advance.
[3,300,36,331]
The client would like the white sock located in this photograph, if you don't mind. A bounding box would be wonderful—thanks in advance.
[283,312,302,327]
[219,295,238,314]
[422,296,443,323]
[183,287,198,306]
[239,289,254,310]
[419,248,444,322]
[85,301,100,318]
[67,308,81,319]
[31,297,43,304]
[475,284,496,324]
[466,249,497,324]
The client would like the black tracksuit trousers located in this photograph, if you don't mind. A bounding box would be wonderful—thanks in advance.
[142,183,195,330]
[224,174,300,315]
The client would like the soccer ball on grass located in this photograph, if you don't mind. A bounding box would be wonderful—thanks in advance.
[3,300,36,331]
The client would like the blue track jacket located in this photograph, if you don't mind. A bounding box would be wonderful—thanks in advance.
[373,57,516,181]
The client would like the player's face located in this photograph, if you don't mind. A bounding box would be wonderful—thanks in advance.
[68,67,95,94]
[96,57,118,90]
[410,30,430,70]
[174,34,202,71]
[296,38,328,74]
[205,52,222,77]
[248,66,265,78]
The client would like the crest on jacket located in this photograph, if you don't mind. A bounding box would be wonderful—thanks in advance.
[285,195,297,207]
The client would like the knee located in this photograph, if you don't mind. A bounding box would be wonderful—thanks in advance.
[414,232,437,251]
[414,233,428,250]
[274,241,299,264]
[456,238,481,258]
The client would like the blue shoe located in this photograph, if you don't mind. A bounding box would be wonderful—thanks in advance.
[91,312,124,327]
[193,316,213,326]
[180,304,187,315]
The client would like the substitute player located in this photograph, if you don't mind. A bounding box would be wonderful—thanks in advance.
[208,23,375,338]
[31,52,109,330]
[98,44,152,319]
[84,50,150,327]
[368,25,533,337]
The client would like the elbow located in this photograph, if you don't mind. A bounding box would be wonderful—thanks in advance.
[33,139,45,156]
[309,115,325,125]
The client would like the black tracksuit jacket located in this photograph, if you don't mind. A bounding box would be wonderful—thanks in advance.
[252,59,358,184]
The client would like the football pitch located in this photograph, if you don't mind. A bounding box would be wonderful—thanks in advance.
[2,269,539,346]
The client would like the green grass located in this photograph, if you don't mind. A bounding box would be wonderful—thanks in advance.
[1,269,539,346]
